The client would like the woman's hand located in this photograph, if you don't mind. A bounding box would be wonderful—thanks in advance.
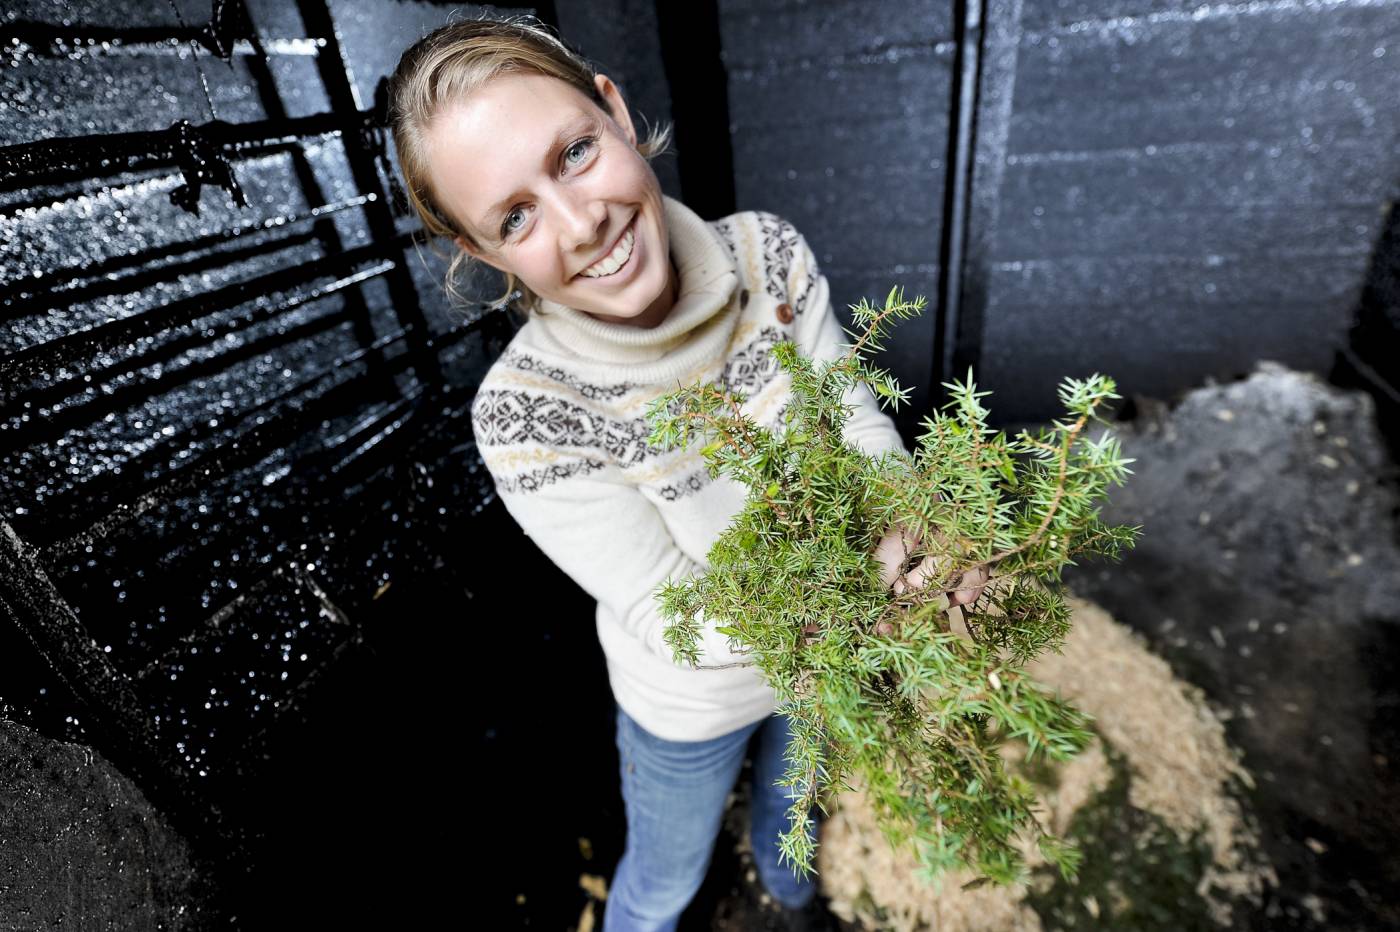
[876,522,989,603]
[801,523,990,644]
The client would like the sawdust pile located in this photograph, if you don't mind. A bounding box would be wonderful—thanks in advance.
[814,594,1277,931]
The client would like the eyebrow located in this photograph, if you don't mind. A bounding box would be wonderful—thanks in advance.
[478,114,598,235]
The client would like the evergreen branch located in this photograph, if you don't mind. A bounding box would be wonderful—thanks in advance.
[644,285,1139,888]
[985,408,1089,565]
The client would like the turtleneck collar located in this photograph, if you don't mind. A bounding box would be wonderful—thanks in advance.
[527,194,741,379]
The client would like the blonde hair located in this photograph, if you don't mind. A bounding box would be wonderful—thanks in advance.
[388,13,674,321]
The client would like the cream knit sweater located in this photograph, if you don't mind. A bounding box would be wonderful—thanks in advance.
[469,194,907,741]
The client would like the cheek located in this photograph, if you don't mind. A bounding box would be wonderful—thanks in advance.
[523,241,572,285]
[517,243,554,279]
[598,143,656,193]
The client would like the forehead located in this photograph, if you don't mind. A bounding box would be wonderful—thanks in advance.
[424,73,598,233]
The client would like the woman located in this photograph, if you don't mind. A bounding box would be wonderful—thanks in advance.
[386,15,987,930]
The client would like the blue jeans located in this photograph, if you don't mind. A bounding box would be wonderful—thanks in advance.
[604,703,820,931]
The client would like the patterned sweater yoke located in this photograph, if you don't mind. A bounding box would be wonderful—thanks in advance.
[469,194,906,742]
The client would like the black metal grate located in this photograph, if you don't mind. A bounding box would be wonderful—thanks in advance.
[0,0,533,851]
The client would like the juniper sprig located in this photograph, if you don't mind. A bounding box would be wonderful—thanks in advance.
[644,285,1140,888]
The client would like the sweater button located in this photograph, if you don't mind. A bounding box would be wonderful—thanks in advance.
[775,301,793,324]
[739,288,750,309]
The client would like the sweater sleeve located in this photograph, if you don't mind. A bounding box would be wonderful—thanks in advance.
[469,392,753,671]
[783,220,909,460]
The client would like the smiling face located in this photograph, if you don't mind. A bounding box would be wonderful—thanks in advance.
[423,70,677,328]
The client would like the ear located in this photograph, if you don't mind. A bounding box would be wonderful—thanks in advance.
[593,72,638,149]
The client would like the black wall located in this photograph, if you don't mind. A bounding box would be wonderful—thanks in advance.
[719,0,957,435]
[691,0,1399,429]
[973,0,1400,422]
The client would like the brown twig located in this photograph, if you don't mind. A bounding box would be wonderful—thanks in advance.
[986,411,1089,564]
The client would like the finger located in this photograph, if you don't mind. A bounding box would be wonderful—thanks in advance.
[969,566,990,600]
[949,575,985,605]
[901,554,939,593]
[950,585,978,606]
[877,523,923,578]
[879,519,933,590]
[874,531,907,589]
[948,604,971,639]
[949,565,990,603]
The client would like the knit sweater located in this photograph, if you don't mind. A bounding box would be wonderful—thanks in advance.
[469,194,907,741]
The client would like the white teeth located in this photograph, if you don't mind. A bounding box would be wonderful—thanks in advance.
[582,225,635,278]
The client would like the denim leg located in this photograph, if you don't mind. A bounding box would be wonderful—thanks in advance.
[749,711,820,909]
[604,706,763,932]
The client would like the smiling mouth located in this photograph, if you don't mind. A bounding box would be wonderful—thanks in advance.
[578,217,637,279]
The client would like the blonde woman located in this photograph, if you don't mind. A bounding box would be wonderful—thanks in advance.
[387,15,986,931]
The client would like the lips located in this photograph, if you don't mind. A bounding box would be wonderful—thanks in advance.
[577,216,636,279]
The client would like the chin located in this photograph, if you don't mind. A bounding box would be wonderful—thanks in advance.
[597,272,663,321]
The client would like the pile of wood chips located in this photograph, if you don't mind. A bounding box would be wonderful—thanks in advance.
[815,594,1278,931]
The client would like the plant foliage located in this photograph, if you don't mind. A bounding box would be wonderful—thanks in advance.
[644,286,1141,888]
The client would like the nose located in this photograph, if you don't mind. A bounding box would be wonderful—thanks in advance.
[553,188,607,255]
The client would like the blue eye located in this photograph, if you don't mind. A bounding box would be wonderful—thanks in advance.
[565,136,595,165]
[501,207,527,237]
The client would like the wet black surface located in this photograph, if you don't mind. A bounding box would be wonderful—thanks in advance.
[0,718,217,932]
[205,492,616,929]
[3,407,627,929]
